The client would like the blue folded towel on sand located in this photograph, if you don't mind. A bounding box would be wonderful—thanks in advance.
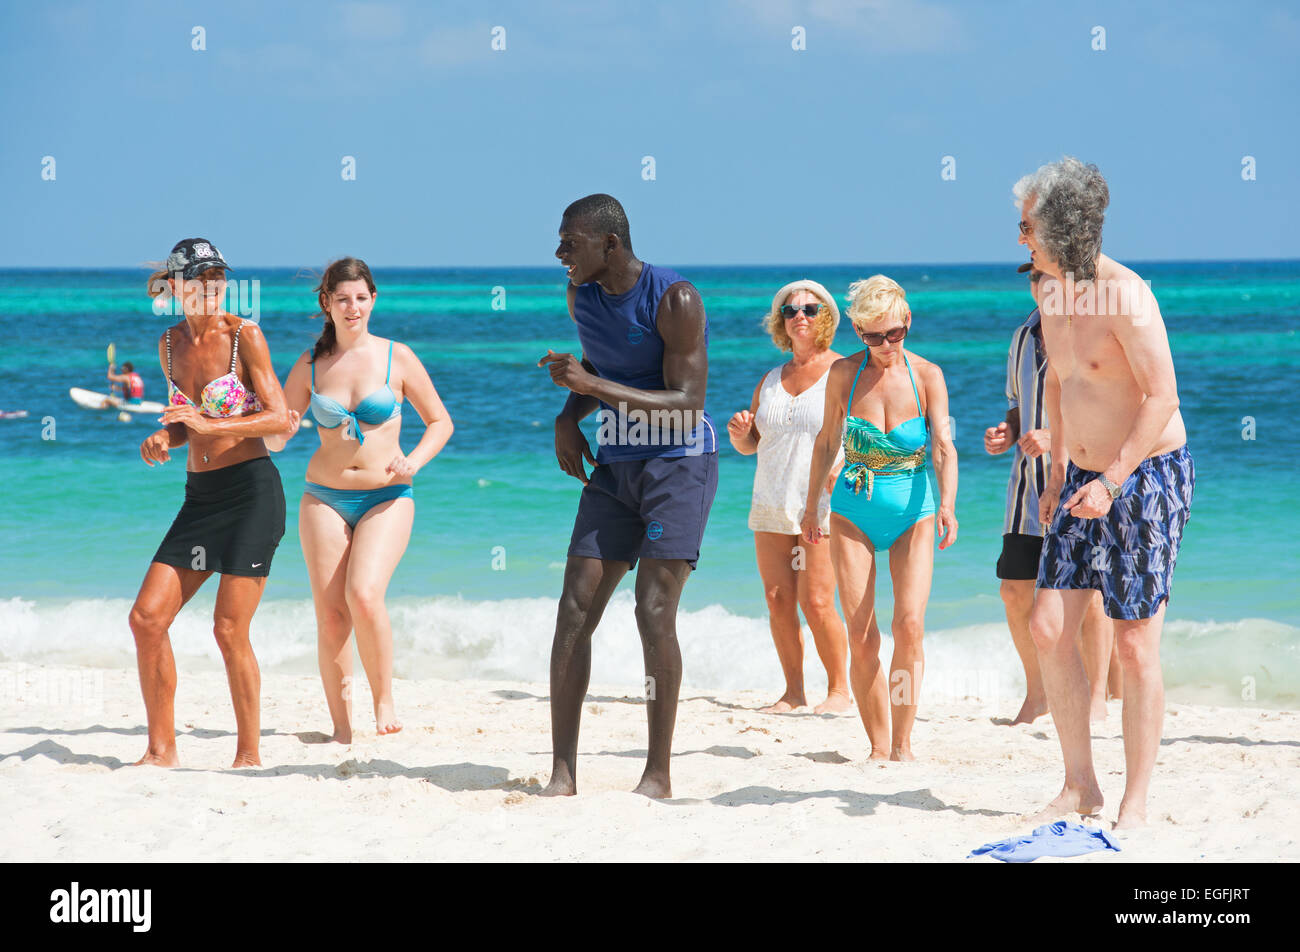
[969,821,1121,862]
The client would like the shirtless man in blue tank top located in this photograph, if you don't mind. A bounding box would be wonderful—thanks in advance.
[538,193,719,799]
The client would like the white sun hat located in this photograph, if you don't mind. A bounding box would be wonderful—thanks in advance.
[770,279,840,334]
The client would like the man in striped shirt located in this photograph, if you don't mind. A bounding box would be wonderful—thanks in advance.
[984,264,1117,725]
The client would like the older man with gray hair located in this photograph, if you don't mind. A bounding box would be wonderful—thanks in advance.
[1014,157,1194,829]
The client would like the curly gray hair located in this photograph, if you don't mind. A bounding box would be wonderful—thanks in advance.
[1013,157,1109,282]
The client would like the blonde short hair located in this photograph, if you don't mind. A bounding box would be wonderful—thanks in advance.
[846,274,910,332]
[765,286,838,352]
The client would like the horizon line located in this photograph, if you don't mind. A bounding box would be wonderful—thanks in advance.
[2,255,1299,272]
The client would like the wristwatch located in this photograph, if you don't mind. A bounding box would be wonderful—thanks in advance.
[1098,474,1122,499]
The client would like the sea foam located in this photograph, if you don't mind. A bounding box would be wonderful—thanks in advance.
[1,594,1295,709]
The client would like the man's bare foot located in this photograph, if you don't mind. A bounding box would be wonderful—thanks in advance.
[1113,798,1147,829]
[375,700,403,735]
[231,751,261,768]
[759,693,807,714]
[813,691,853,715]
[539,768,576,797]
[1024,782,1105,825]
[632,772,671,799]
[1010,695,1048,725]
[890,746,915,762]
[132,748,179,767]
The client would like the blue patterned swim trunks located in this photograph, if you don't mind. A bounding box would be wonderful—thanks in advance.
[1037,445,1194,620]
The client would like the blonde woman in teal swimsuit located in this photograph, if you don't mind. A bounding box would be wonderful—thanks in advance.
[266,257,453,742]
[802,275,959,761]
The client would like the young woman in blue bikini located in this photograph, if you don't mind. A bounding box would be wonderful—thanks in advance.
[802,275,958,761]
[267,257,453,742]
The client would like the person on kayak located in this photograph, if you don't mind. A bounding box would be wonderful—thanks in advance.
[108,361,146,402]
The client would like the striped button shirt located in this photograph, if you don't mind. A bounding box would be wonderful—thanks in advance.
[1003,307,1050,536]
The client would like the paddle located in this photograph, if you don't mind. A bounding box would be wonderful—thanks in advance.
[106,343,118,405]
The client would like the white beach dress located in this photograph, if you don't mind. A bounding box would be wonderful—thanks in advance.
[747,364,844,534]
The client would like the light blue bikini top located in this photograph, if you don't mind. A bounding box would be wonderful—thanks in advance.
[309,340,401,444]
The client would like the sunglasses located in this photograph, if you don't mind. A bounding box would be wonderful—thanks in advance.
[860,325,908,346]
[781,303,820,319]
[1018,219,1033,236]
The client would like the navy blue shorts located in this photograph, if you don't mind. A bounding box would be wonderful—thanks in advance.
[1037,445,1194,620]
[568,452,718,570]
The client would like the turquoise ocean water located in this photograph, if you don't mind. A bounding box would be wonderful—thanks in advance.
[1,262,1297,707]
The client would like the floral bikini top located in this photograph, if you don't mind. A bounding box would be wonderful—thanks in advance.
[842,351,930,499]
[166,320,263,417]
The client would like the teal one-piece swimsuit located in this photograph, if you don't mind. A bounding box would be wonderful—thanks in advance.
[829,351,937,550]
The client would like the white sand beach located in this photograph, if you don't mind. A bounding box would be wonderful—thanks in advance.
[2,662,1296,863]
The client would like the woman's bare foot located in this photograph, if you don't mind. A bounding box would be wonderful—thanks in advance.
[759,692,807,714]
[1089,699,1108,723]
[330,724,352,744]
[231,750,261,768]
[867,747,890,761]
[1025,782,1105,825]
[890,746,915,762]
[133,747,179,767]
[375,699,402,735]
[1010,695,1048,725]
[813,691,853,715]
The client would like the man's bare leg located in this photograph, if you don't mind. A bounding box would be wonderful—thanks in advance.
[1028,587,1105,820]
[1078,591,1114,721]
[540,557,628,797]
[1000,578,1045,724]
[1113,602,1166,829]
[1107,633,1124,700]
[631,557,691,799]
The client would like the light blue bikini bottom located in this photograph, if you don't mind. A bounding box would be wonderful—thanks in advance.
[304,482,412,529]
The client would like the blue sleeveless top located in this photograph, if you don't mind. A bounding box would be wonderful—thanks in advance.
[572,262,718,463]
[309,340,402,444]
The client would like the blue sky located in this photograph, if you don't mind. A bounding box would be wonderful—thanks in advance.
[1,0,1296,267]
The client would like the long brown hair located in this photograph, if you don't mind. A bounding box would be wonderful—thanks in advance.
[312,257,377,362]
